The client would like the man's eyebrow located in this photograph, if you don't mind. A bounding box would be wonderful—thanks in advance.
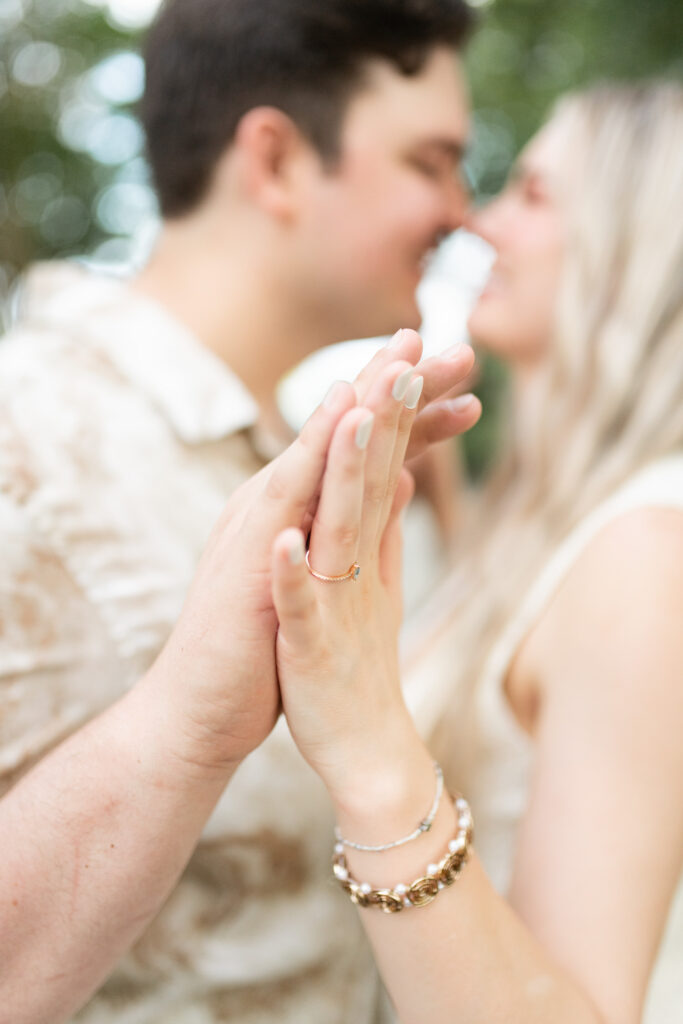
[416,137,469,161]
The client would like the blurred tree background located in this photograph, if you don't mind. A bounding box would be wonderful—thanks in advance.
[1,0,681,469]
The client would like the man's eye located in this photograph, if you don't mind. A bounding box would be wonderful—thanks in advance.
[412,159,441,178]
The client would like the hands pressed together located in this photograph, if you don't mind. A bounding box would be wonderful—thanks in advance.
[153,329,479,787]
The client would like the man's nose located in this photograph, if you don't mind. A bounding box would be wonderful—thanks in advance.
[442,177,470,233]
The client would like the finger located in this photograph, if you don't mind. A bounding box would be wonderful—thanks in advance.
[371,346,474,537]
[353,328,422,403]
[416,343,476,409]
[249,380,356,538]
[387,466,416,526]
[272,529,321,649]
[379,469,415,595]
[406,394,482,461]
[377,373,424,541]
[357,360,418,560]
[308,406,374,577]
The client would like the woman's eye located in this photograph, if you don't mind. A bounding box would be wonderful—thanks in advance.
[521,177,548,205]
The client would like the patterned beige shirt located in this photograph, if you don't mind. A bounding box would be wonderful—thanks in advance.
[0,263,383,1023]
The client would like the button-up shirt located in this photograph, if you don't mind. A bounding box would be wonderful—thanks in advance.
[0,262,382,1023]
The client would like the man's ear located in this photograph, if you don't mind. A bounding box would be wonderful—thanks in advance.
[230,106,315,220]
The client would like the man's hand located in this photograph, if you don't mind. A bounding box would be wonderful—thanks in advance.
[145,380,359,773]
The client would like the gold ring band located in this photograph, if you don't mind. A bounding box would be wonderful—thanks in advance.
[305,550,360,583]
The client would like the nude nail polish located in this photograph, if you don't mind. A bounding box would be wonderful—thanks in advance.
[323,381,345,408]
[288,533,305,565]
[403,375,424,410]
[449,393,475,411]
[392,367,414,402]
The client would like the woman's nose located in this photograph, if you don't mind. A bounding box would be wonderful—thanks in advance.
[465,199,500,247]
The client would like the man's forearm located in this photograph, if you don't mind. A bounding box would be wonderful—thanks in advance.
[0,675,236,1024]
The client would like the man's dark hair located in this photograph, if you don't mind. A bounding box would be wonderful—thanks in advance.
[141,0,473,217]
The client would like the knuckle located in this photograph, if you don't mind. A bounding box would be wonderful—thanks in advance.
[330,522,360,549]
[315,520,360,550]
[265,468,307,511]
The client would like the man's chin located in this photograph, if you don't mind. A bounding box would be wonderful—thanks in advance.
[342,291,421,343]
[384,294,422,336]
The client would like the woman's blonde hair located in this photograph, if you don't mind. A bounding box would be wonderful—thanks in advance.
[411,80,683,783]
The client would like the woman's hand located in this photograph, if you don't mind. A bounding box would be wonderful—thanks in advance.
[271,357,431,815]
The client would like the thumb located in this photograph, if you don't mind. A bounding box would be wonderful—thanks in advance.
[272,529,321,650]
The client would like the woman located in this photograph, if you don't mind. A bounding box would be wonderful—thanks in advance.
[269,81,683,1024]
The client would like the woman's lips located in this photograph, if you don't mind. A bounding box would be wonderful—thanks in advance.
[419,246,438,273]
[479,268,506,297]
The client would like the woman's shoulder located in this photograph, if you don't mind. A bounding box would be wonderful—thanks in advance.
[506,457,683,733]
[524,454,683,624]
[546,454,683,614]
[526,483,683,715]
[549,501,683,617]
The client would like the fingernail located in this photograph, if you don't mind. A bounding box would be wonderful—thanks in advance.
[449,393,475,411]
[288,532,305,565]
[392,367,414,402]
[323,380,345,408]
[403,375,424,410]
[387,328,405,348]
[443,342,463,357]
[355,414,374,450]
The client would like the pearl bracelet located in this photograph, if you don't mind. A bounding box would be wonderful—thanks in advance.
[333,794,473,913]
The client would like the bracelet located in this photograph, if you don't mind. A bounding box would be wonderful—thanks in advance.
[334,762,444,853]
[333,794,473,913]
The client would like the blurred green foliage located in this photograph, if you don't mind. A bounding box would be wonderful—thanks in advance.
[463,0,683,476]
[0,0,155,297]
[464,0,683,198]
[1,0,681,471]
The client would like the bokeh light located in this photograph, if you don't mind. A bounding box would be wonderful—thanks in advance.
[79,0,163,31]
[88,50,144,104]
[12,41,62,87]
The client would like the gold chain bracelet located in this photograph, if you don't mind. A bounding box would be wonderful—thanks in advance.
[332,794,473,914]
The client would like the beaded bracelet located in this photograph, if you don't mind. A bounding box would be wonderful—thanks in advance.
[333,795,473,913]
[334,762,444,853]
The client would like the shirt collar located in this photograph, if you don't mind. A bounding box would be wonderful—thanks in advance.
[15,261,260,445]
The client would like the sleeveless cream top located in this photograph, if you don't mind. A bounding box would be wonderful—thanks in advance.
[407,455,683,1024]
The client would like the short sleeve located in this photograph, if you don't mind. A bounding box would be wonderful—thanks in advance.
[0,490,124,796]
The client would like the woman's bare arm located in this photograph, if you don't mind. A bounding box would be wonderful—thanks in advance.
[273,466,683,1024]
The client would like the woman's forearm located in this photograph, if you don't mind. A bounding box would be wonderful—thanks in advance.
[332,745,605,1024]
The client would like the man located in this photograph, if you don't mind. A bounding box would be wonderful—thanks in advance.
[0,1,476,1020]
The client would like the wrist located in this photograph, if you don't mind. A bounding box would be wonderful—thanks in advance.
[328,724,437,849]
[131,664,247,785]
